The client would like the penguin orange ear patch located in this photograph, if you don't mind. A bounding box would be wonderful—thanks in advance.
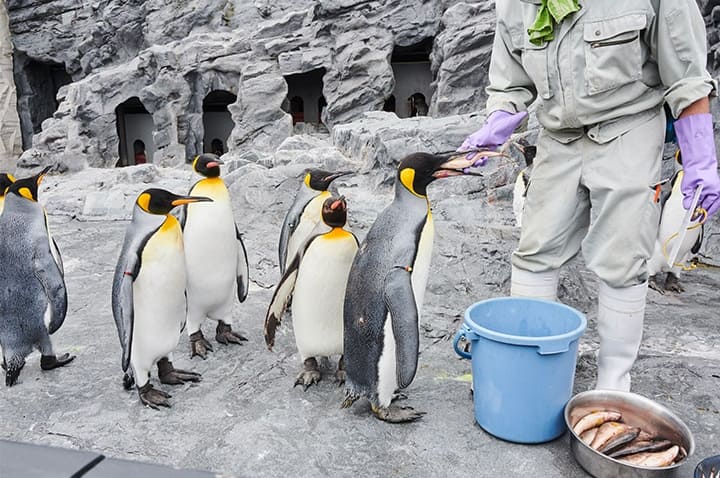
[19,187,34,201]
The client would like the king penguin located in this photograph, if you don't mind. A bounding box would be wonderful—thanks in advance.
[341,152,490,422]
[0,167,74,386]
[511,141,536,228]
[264,195,359,389]
[278,169,351,274]
[182,154,250,359]
[0,173,15,215]
[112,188,210,408]
[647,153,703,293]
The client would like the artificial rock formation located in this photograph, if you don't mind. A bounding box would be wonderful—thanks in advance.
[6,1,496,171]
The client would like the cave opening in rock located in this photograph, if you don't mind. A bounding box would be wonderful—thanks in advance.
[115,97,154,167]
[282,68,327,126]
[13,55,72,150]
[390,37,433,118]
[202,90,237,156]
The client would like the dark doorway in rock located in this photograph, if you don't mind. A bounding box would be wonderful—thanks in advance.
[115,97,154,167]
[383,95,396,113]
[13,54,72,150]
[283,68,326,125]
[202,90,236,155]
[390,38,433,118]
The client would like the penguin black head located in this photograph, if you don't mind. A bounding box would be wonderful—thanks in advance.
[397,153,480,197]
[0,173,15,196]
[136,188,213,215]
[321,195,347,228]
[7,166,51,202]
[193,154,224,178]
[304,169,352,191]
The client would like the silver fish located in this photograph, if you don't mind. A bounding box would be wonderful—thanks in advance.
[609,439,674,459]
[598,427,640,454]
[573,410,622,436]
[590,421,631,451]
[580,427,599,445]
[619,445,680,467]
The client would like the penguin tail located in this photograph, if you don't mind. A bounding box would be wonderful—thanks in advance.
[4,353,26,387]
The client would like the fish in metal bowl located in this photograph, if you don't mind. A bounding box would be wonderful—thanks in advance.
[564,390,695,478]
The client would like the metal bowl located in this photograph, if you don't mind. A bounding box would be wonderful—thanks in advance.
[565,390,695,478]
[695,455,720,478]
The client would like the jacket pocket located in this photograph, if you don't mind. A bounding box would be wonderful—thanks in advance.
[522,42,553,99]
[583,14,647,95]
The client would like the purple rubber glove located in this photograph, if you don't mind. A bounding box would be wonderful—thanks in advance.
[674,113,720,217]
[458,110,528,166]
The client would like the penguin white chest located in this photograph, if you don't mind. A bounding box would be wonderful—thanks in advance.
[411,213,435,312]
[184,179,237,303]
[286,192,330,265]
[292,231,358,359]
[133,218,187,362]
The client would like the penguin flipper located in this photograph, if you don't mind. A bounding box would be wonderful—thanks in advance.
[112,252,139,373]
[32,249,67,335]
[264,250,302,350]
[235,224,250,302]
[51,237,64,276]
[383,267,419,390]
[691,223,704,255]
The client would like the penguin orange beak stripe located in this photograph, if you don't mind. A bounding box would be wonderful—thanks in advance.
[330,196,346,210]
[171,197,213,206]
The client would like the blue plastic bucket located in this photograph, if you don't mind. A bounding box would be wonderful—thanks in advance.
[453,297,587,443]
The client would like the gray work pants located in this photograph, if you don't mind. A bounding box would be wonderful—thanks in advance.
[512,112,665,288]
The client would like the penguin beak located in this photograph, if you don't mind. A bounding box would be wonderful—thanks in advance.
[36,165,53,184]
[171,196,213,206]
[324,171,353,182]
[207,159,225,168]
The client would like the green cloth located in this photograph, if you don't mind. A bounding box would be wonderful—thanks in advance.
[528,0,580,46]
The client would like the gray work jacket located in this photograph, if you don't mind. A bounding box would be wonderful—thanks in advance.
[486,0,718,144]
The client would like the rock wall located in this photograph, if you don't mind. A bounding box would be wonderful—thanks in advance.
[5,1,720,172]
[6,0,498,171]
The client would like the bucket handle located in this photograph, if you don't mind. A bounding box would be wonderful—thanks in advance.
[453,325,475,359]
[536,341,571,355]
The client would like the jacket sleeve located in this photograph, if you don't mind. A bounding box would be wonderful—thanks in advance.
[485,8,537,114]
[649,0,718,117]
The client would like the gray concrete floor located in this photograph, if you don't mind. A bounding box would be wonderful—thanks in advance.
[1,172,719,477]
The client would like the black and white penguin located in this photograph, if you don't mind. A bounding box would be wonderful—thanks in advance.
[0,167,74,386]
[0,173,15,215]
[264,195,358,389]
[648,153,703,293]
[183,154,250,358]
[278,169,351,274]
[112,188,210,408]
[342,152,489,422]
[511,140,536,228]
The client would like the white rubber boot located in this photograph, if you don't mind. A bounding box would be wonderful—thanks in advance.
[510,265,560,301]
[595,281,648,392]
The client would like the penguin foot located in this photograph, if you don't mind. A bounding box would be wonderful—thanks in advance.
[190,331,214,359]
[334,369,346,386]
[138,383,172,409]
[648,274,665,295]
[664,273,685,293]
[123,373,135,390]
[341,393,359,409]
[371,403,426,423]
[40,353,75,371]
[157,358,202,385]
[294,357,321,391]
[215,322,248,345]
[391,392,408,402]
